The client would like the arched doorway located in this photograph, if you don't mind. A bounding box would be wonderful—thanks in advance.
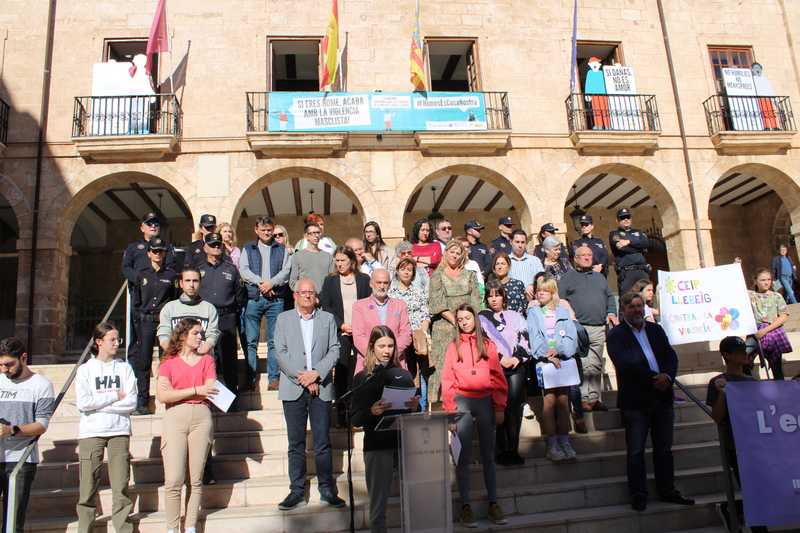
[65,173,193,351]
[562,166,675,292]
[0,191,19,338]
[232,169,366,249]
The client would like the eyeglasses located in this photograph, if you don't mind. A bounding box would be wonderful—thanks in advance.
[274,232,285,238]
[441,226,453,231]
[297,290,316,296]
[207,242,223,248]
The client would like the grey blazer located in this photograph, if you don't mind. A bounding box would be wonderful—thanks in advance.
[273,308,340,401]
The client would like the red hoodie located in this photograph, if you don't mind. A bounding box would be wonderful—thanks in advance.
[441,332,508,412]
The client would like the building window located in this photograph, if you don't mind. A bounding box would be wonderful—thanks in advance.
[575,41,622,93]
[104,39,158,88]
[426,39,480,91]
[709,46,754,94]
[269,38,322,91]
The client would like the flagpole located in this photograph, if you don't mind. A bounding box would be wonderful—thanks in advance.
[167,29,175,96]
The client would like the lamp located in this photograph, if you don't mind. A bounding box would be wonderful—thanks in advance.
[427,185,442,221]
[568,184,586,233]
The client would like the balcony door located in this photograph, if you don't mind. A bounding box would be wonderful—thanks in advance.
[709,46,754,94]
[426,39,481,92]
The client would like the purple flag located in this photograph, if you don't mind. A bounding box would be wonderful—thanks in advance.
[569,0,578,94]
[727,380,800,527]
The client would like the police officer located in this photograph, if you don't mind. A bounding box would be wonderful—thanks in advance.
[571,214,609,276]
[609,208,650,295]
[198,232,246,393]
[464,219,491,275]
[121,212,176,356]
[533,222,557,262]
[187,214,217,269]
[131,237,177,415]
[490,216,514,256]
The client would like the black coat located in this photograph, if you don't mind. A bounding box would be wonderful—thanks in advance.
[606,321,678,410]
[350,363,415,452]
[319,273,372,330]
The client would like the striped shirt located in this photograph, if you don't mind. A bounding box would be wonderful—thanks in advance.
[508,253,544,286]
[0,372,55,463]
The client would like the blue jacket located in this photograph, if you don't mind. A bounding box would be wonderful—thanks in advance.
[527,305,578,361]
[771,255,795,281]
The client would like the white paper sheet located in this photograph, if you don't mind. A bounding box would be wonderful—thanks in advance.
[209,380,236,413]
[539,358,581,389]
[380,386,416,411]
[449,431,462,465]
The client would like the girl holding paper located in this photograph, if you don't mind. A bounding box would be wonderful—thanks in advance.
[527,278,578,463]
[156,318,218,533]
[442,304,508,527]
[350,326,418,533]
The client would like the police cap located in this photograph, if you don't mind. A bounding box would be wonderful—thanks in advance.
[147,237,167,251]
[141,212,160,224]
[579,214,593,225]
[200,214,217,228]
[498,216,514,227]
[204,232,223,246]
[617,208,632,219]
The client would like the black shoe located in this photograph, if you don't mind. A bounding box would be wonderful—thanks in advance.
[631,496,647,512]
[495,451,510,466]
[278,492,307,511]
[320,493,346,508]
[659,491,695,506]
[132,407,150,416]
[509,452,525,466]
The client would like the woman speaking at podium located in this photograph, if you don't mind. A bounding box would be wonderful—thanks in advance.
[351,326,419,533]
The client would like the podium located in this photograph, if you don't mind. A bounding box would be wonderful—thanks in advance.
[378,411,463,533]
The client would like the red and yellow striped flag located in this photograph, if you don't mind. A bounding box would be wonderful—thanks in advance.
[410,0,427,91]
[320,0,339,91]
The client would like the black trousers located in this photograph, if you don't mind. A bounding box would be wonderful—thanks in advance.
[0,462,37,533]
[617,266,650,295]
[622,403,675,500]
[334,335,355,407]
[214,313,239,392]
[131,315,159,409]
[497,364,526,455]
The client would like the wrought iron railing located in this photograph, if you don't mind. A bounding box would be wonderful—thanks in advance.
[703,94,795,135]
[72,94,182,137]
[0,96,9,145]
[245,91,511,132]
[565,93,661,132]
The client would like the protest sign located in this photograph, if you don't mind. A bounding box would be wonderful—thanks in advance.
[603,65,643,130]
[722,68,764,131]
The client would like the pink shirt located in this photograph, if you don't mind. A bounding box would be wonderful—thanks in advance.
[158,355,216,405]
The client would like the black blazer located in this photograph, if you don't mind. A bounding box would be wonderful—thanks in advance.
[606,321,678,411]
[319,273,372,330]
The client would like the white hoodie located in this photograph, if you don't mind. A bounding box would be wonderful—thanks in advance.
[75,357,137,439]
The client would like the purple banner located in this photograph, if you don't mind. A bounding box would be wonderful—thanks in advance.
[726,381,800,527]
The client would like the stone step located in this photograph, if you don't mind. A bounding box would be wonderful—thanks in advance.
[22,492,726,533]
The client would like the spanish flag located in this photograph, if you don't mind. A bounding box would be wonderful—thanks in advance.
[410,0,427,91]
[320,0,339,91]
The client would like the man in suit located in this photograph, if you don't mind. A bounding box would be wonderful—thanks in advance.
[607,291,694,512]
[274,278,345,511]
[352,268,412,373]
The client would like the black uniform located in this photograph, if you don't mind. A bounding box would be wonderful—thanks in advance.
[121,239,176,353]
[186,239,207,269]
[490,235,513,257]
[199,259,247,391]
[571,235,610,276]
[132,265,178,409]
[609,227,650,294]
[469,240,492,275]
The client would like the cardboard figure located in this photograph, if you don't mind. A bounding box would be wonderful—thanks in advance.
[585,56,609,129]
[752,62,778,130]
[128,54,155,134]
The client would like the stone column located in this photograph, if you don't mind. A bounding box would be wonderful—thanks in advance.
[661,218,713,271]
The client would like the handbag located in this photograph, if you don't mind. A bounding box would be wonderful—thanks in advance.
[412,328,429,356]
[772,278,783,292]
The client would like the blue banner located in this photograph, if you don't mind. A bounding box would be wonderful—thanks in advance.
[267,91,488,132]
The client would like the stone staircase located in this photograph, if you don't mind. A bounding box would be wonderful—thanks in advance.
[24,303,800,533]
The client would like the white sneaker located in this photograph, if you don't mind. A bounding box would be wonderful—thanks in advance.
[560,440,577,461]
[546,444,566,462]
[523,403,534,419]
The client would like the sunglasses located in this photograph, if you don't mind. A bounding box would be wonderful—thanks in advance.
[618,215,631,221]
[274,232,285,238]
[580,222,591,227]
[145,221,160,227]
[440,226,453,231]
[149,249,166,254]
[207,242,223,248]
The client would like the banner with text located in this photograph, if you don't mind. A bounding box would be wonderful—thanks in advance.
[267,91,488,132]
[657,263,757,345]
[727,381,800,527]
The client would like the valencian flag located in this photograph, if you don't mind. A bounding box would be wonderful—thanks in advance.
[410,0,427,91]
[320,0,339,91]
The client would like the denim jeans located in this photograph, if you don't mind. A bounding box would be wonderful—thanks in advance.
[780,275,796,304]
[244,295,284,382]
[283,390,335,497]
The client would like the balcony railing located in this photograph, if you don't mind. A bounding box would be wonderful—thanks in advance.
[0,96,9,146]
[703,94,796,134]
[565,93,661,132]
[245,91,511,132]
[72,94,181,138]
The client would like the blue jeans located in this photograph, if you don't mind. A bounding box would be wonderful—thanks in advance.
[244,295,284,382]
[780,275,796,304]
[283,390,335,497]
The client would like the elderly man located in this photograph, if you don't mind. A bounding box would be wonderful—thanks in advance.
[607,292,694,512]
[352,269,412,373]
[274,278,344,511]
[559,245,618,411]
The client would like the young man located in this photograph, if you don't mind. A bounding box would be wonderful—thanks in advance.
[157,268,219,354]
[707,336,768,533]
[464,219,491,276]
[289,222,335,292]
[294,213,336,255]
[508,229,543,286]
[609,208,650,295]
[0,337,55,532]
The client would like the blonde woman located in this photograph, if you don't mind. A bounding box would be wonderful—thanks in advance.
[218,222,240,266]
[273,224,293,255]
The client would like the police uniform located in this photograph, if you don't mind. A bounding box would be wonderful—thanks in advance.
[187,214,217,269]
[198,233,246,391]
[464,219,492,274]
[131,238,178,411]
[571,215,610,276]
[490,216,515,257]
[121,213,176,355]
[609,208,650,294]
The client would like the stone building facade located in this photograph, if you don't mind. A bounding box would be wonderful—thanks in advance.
[2,0,800,355]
